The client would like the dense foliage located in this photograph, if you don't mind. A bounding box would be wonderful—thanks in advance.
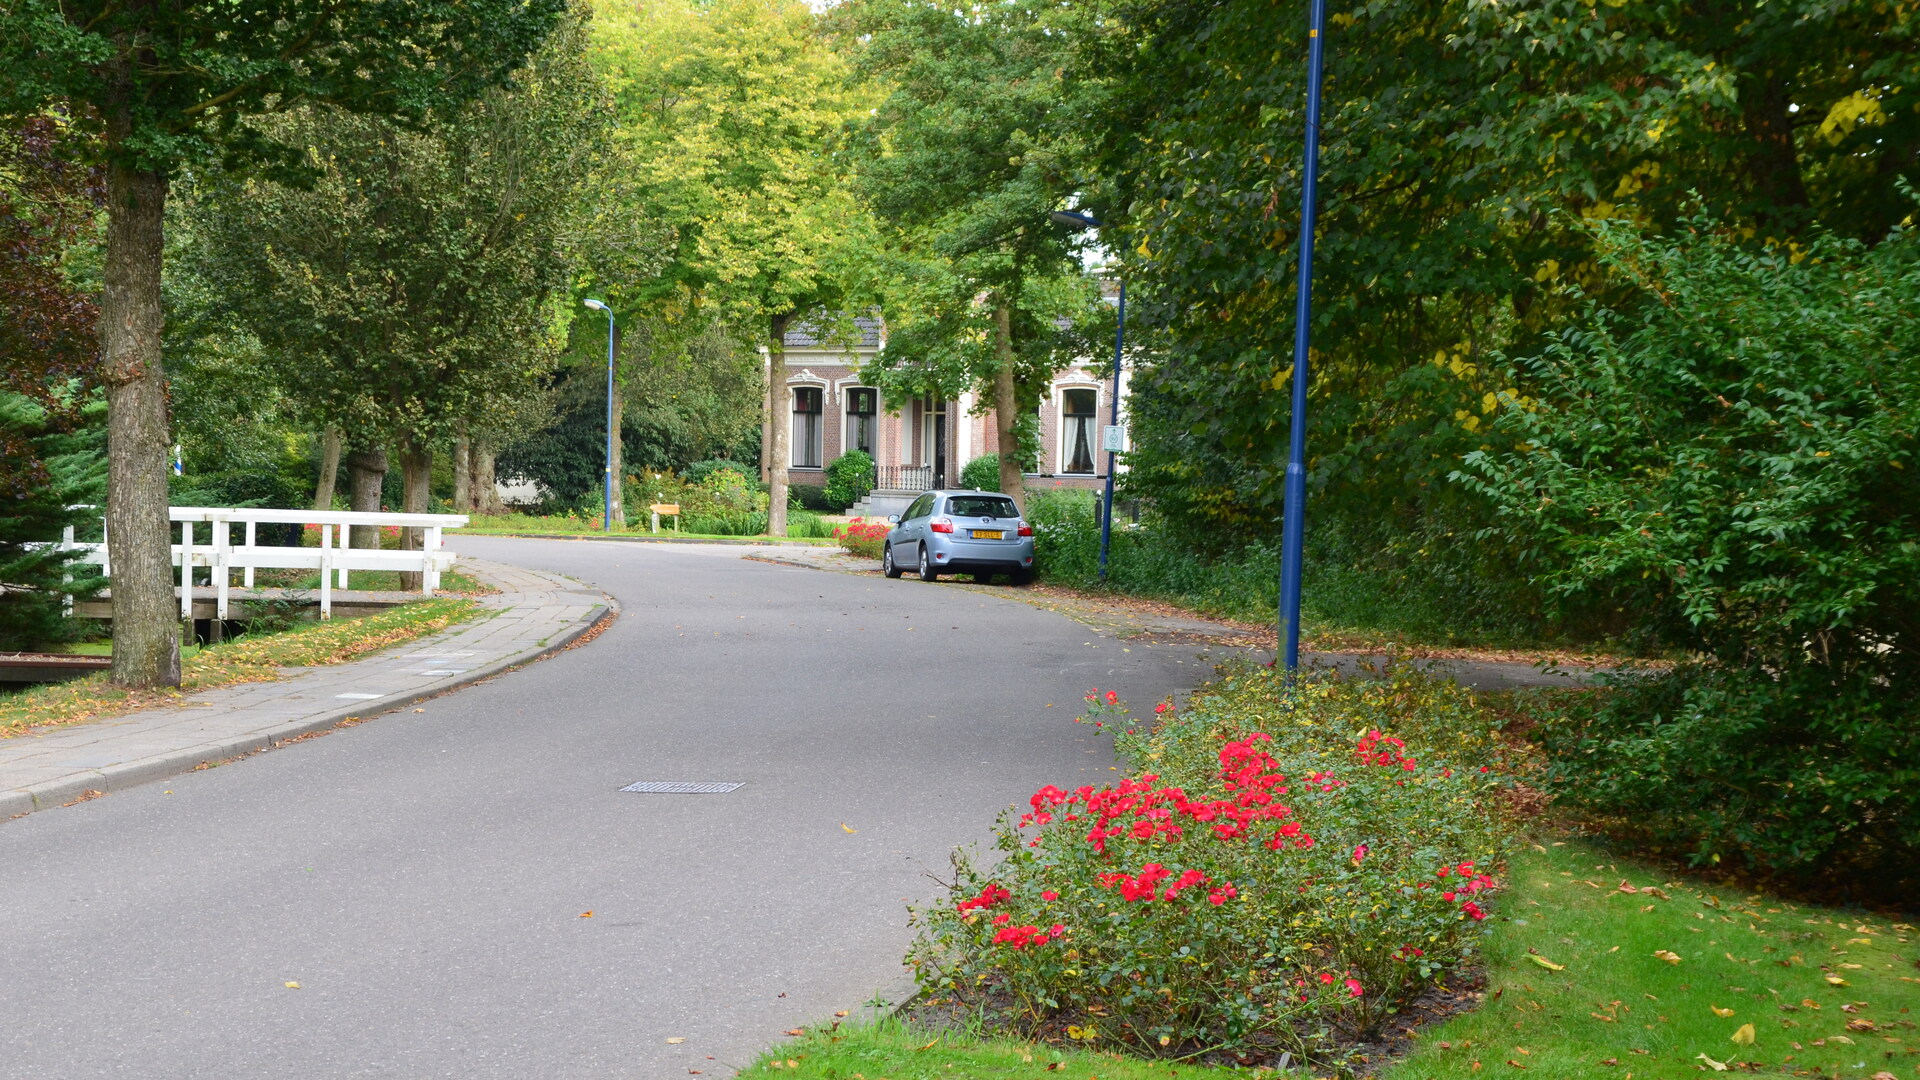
[912,666,1508,1063]
[1461,217,1920,894]
[821,449,876,511]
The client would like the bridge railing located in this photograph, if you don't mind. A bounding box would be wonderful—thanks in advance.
[56,507,469,621]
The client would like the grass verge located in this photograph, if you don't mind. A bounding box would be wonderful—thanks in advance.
[0,597,481,735]
[738,1017,1263,1078]
[1379,837,1919,1080]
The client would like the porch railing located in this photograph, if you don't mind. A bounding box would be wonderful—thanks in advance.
[873,464,936,492]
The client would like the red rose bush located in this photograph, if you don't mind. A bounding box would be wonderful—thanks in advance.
[908,663,1509,1062]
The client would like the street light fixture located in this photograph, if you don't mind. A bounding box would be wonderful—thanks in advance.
[583,298,616,533]
[1049,210,1126,582]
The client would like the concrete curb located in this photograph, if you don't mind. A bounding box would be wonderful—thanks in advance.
[0,585,618,823]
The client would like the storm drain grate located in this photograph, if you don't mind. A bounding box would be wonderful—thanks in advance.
[619,781,743,795]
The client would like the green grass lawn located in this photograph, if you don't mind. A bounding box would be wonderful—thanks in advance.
[738,838,1919,1080]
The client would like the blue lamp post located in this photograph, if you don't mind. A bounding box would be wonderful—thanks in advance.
[1049,209,1125,581]
[1278,0,1329,676]
[583,298,616,533]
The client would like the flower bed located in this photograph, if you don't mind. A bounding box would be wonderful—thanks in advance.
[832,517,889,559]
[908,664,1510,1065]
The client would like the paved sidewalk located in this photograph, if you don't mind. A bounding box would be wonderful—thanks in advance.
[0,557,612,822]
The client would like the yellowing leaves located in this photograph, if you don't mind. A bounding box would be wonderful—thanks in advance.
[1710,1005,1735,1018]
[1527,954,1565,971]
[1820,89,1888,145]
[1652,949,1683,964]
[1730,1022,1756,1045]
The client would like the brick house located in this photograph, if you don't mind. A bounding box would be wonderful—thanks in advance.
[765,313,1129,514]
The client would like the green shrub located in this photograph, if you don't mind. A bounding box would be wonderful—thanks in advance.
[0,391,105,650]
[910,665,1508,1062]
[1534,662,1920,900]
[685,458,754,485]
[822,449,875,510]
[960,453,1001,491]
[1459,215,1920,891]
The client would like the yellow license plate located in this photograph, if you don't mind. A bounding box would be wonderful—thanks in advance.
[971,529,1004,540]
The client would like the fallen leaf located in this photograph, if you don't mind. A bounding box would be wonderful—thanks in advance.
[580,911,593,918]
[1825,975,1849,986]
[1846,1019,1876,1032]
[1528,954,1565,971]
[1826,1034,1854,1045]
[840,823,856,834]
[1730,1022,1755,1045]
[1711,1005,1735,1017]
[1653,950,1683,964]
[1598,1058,1618,1066]
[834,1010,848,1018]
[284,981,301,989]
[916,1037,941,1051]
[1801,998,1821,1009]
[1697,1053,1729,1071]
[786,1029,806,1037]
[666,1037,686,1044]
[1505,1061,1526,1069]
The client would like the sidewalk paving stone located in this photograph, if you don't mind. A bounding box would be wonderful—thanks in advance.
[0,557,613,823]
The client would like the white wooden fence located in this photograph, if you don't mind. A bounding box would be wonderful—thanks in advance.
[58,507,469,621]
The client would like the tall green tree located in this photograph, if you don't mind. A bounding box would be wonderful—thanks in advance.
[177,8,604,558]
[0,0,564,686]
[841,0,1104,505]
[1082,0,1919,544]
[588,0,874,535]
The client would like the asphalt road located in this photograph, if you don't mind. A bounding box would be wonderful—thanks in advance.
[0,537,1210,1078]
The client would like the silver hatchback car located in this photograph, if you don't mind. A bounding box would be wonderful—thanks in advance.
[883,489,1035,584]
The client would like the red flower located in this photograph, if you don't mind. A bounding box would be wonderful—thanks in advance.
[1351,843,1369,865]
[1318,973,1334,984]
[1105,690,1118,704]
[1041,890,1058,901]
[1461,900,1487,920]
[1346,978,1364,998]
[1154,701,1170,714]
[1208,884,1238,905]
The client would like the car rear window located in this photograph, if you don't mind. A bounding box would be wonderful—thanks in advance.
[946,496,1018,518]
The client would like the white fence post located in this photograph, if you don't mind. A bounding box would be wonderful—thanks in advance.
[179,517,194,619]
[423,525,443,594]
[319,523,333,620]
[214,517,231,620]
[243,519,257,588]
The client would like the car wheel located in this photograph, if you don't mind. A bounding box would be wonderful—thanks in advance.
[883,543,903,579]
[917,544,939,582]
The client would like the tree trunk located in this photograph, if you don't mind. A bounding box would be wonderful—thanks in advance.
[991,298,1027,509]
[398,438,431,591]
[606,324,624,529]
[100,151,180,689]
[451,434,472,512]
[472,443,501,514]
[345,445,388,551]
[1739,68,1813,237]
[765,312,791,537]
[313,426,343,512]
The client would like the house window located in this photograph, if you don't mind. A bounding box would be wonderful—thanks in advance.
[792,386,823,468]
[1062,388,1097,474]
[846,388,876,455]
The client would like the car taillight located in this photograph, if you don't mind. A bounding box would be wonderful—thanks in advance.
[1017,521,1033,537]
[930,517,954,534]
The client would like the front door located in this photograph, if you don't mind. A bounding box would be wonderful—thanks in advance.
[933,406,947,488]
